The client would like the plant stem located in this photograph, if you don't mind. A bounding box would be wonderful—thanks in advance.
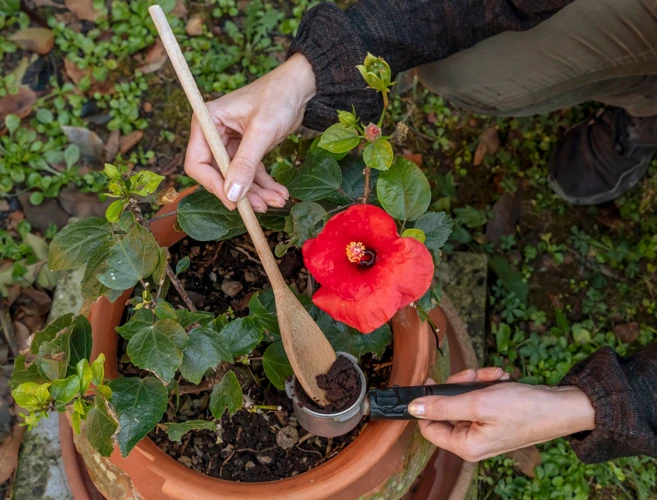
[362,166,372,203]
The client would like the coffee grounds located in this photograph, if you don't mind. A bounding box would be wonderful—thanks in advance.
[295,355,361,414]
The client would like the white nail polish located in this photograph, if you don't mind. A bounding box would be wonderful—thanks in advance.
[408,403,426,417]
[226,183,244,202]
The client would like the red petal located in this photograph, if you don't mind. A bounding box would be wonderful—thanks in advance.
[303,205,399,299]
[380,236,435,304]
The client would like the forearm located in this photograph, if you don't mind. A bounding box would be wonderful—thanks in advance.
[559,344,657,463]
[289,0,575,130]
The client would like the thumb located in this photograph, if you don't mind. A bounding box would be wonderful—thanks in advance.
[224,126,271,202]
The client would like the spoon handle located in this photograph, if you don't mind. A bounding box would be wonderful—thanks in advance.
[149,5,287,291]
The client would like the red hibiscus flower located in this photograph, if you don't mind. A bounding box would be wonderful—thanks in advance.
[302,204,434,333]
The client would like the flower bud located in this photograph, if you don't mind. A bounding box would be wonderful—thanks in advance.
[356,53,393,92]
[364,123,381,142]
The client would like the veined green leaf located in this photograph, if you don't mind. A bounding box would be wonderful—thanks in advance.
[161,420,215,443]
[86,394,118,457]
[179,326,232,385]
[209,371,242,419]
[317,123,360,154]
[177,188,245,242]
[363,138,393,171]
[126,319,187,383]
[286,154,342,201]
[49,218,113,271]
[262,341,292,390]
[377,157,431,222]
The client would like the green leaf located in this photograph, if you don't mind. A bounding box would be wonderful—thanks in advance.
[80,240,115,301]
[209,371,242,418]
[179,326,232,384]
[161,420,215,443]
[12,382,51,412]
[5,114,19,135]
[29,191,44,206]
[363,138,393,171]
[262,341,292,390]
[418,285,441,312]
[316,312,392,357]
[275,202,327,257]
[98,224,159,290]
[401,228,426,243]
[105,200,125,223]
[90,353,105,386]
[50,375,80,404]
[495,323,511,353]
[377,157,431,222]
[219,318,263,360]
[31,314,74,355]
[489,255,528,305]
[68,315,92,374]
[286,155,342,201]
[177,189,246,242]
[76,358,92,394]
[414,212,453,255]
[103,163,122,180]
[109,377,168,457]
[175,309,214,329]
[154,300,177,320]
[317,123,360,154]
[126,319,187,383]
[116,308,154,340]
[86,394,118,457]
[128,171,165,196]
[175,256,190,274]
[11,355,48,387]
[64,144,80,168]
[36,109,54,124]
[49,218,113,271]
[453,206,488,228]
[96,384,112,400]
[248,292,279,336]
[151,247,167,288]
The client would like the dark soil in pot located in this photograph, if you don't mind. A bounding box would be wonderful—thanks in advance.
[116,233,394,482]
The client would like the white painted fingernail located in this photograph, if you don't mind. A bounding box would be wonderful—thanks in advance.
[255,206,267,213]
[226,182,245,202]
[501,373,511,380]
[276,199,286,208]
[408,403,426,417]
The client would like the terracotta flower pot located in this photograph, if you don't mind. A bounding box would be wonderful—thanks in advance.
[61,189,470,499]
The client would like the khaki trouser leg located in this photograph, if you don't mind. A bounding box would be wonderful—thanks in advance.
[417,0,657,117]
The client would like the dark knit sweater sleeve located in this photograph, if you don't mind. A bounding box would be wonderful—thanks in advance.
[288,0,575,130]
[559,344,657,464]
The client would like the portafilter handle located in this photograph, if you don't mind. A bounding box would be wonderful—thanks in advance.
[367,382,501,420]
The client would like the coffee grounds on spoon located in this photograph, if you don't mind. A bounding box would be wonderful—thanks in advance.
[294,355,361,414]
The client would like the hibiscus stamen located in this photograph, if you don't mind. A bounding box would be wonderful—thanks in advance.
[346,241,366,263]
[346,241,376,267]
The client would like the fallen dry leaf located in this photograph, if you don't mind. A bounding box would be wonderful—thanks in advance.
[485,193,522,245]
[18,192,70,232]
[17,288,52,317]
[0,423,25,484]
[137,39,168,74]
[65,0,102,21]
[10,28,54,55]
[158,186,179,205]
[143,101,152,113]
[61,125,105,165]
[403,153,423,167]
[119,130,144,155]
[613,322,639,344]
[186,14,204,36]
[104,129,120,162]
[63,58,87,85]
[473,126,501,166]
[12,322,30,352]
[0,87,37,122]
[58,186,111,218]
[505,445,541,478]
[172,0,188,18]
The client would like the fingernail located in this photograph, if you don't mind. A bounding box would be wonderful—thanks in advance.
[276,199,286,208]
[495,368,504,375]
[255,206,267,213]
[408,402,426,417]
[501,373,511,380]
[425,377,436,385]
[226,182,245,202]
[461,369,475,376]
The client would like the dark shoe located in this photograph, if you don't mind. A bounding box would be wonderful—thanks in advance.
[548,107,657,205]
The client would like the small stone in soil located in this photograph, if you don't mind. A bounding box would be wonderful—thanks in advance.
[257,455,273,465]
[221,280,243,297]
[276,426,299,450]
[245,461,255,470]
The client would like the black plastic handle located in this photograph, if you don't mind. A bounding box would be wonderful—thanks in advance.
[368,382,499,420]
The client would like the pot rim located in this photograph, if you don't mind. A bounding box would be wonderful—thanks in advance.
[86,187,435,499]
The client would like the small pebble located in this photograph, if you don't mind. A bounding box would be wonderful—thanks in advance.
[276,426,299,450]
[257,455,273,465]
[178,456,192,467]
[209,271,217,282]
[221,280,243,298]
[221,444,234,458]
[288,416,298,427]
[193,437,204,447]
[245,461,256,470]
[243,270,256,283]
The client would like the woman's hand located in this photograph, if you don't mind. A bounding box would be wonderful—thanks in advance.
[410,368,595,462]
[184,53,317,212]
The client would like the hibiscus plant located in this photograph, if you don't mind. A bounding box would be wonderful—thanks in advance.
[9,55,452,459]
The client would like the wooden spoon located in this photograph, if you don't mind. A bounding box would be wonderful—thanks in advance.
[149,5,336,405]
